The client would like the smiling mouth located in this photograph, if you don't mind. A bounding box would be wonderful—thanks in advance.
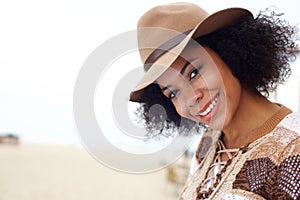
[198,93,220,117]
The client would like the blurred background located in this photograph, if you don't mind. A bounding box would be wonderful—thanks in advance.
[0,0,299,199]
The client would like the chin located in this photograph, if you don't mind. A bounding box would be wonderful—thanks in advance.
[207,121,224,131]
[207,112,228,130]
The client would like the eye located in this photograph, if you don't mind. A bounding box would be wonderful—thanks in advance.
[168,89,179,100]
[188,68,200,80]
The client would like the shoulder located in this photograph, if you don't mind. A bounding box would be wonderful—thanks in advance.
[233,113,300,199]
[272,112,300,156]
[270,112,300,145]
[278,112,300,134]
[273,113,300,199]
[248,112,300,164]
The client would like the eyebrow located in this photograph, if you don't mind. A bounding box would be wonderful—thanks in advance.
[180,60,191,75]
[161,60,191,92]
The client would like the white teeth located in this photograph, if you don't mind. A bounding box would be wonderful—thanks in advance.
[199,94,219,117]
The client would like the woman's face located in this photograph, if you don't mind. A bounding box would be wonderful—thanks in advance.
[156,44,242,130]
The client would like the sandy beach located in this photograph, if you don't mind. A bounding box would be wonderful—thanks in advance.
[0,142,188,200]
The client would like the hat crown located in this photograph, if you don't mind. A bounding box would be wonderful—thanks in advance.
[137,3,209,64]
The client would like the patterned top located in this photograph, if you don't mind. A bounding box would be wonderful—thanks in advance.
[179,105,300,200]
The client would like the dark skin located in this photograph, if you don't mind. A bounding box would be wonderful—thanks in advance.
[156,46,281,161]
[137,10,299,159]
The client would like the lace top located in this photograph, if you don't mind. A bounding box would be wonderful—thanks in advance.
[198,140,240,193]
[180,105,300,200]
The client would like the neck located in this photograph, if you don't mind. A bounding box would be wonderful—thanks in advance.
[222,89,288,149]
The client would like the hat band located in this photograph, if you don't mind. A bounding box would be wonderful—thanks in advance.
[144,29,193,71]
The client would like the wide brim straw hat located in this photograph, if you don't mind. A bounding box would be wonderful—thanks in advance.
[129,2,252,102]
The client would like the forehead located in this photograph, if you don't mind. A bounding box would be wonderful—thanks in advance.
[172,43,209,69]
[158,44,210,75]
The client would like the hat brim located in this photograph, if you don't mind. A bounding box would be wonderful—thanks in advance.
[129,7,252,102]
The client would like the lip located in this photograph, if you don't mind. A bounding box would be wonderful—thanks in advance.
[196,92,220,121]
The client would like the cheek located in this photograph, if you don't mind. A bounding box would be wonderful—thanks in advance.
[224,78,242,117]
[173,99,189,118]
[224,73,241,97]
[197,68,223,90]
[173,100,184,116]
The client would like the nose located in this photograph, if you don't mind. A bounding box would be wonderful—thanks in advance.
[185,88,203,107]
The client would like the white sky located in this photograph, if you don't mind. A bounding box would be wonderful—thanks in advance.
[0,0,299,146]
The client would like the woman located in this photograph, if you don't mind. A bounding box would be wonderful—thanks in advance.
[129,2,300,199]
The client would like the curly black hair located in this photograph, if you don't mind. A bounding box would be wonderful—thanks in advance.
[135,9,299,138]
